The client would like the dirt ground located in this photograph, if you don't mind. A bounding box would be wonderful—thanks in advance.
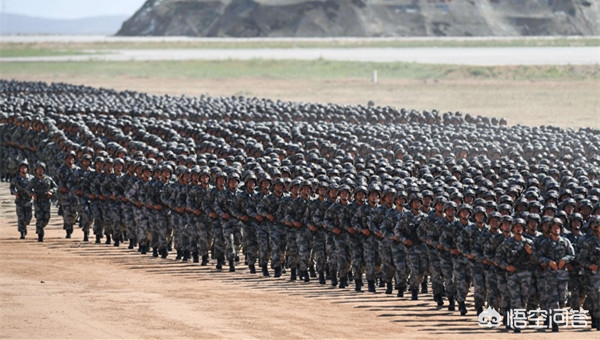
[4,74,599,129]
[1,183,599,339]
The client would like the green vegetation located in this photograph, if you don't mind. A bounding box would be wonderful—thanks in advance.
[1,60,597,82]
[0,36,598,57]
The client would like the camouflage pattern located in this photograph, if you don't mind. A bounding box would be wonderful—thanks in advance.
[396,208,428,292]
[537,234,575,310]
[495,236,536,313]
[29,173,57,238]
[10,171,34,236]
[56,161,79,234]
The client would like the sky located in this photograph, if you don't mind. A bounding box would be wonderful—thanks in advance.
[1,0,148,19]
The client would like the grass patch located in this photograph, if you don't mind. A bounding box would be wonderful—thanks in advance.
[0,60,597,82]
[0,36,598,57]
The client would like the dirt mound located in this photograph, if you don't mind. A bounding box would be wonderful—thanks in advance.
[116,0,599,37]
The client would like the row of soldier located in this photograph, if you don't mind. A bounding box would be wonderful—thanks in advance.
[9,152,600,333]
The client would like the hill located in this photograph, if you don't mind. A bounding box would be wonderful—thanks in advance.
[1,13,129,35]
[116,0,600,37]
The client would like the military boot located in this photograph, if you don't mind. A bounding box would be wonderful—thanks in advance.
[37,234,43,242]
[140,244,147,254]
[262,265,270,277]
[175,250,182,260]
[397,285,405,297]
[161,249,168,259]
[65,230,71,239]
[367,280,376,293]
[249,264,256,274]
[201,255,209,266]
[378,278,385,288]
[421,281,428,294]
[551,323,559,332]
[229,261,235,272]
[448,297,456,311]
[128,238,135,249]
[459,301,467,315]
[318,271,326,285]
[152,247,159,258]
[83,232,89,242]
[113,238,119,247]
[95,235,101,244]
[290,268,297,281]
[20,231,26,240]
[339,277,346,289]
[435,293,444,307]
[303,271,310,283]
[182,250,190,262]
[411,289,419,300]
[591,317,598,330]
[216,260,223,270]
[355,279,363,292]
[105,235,111,245]
[330,272,338,287]
[192,251,199,263]
[273,266,281,278]
[476,305,483,315]
[385,282,393,295]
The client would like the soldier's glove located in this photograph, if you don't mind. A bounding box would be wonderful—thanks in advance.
[333,227,341,235]
[404,239,413,246]
[309,225,317,232]
[361,229,370,236]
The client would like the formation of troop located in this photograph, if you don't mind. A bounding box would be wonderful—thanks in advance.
[2,80,599,332]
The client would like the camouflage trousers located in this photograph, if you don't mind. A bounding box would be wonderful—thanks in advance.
[134,206,150,247]
[349,234,363,282]
[122,203,135,243]
[243,221,259,266]
[327,232,337,275]
[109,202,125,241]
[211,218,225,263]
[496,267,510,314]
[257,222,271,267]
[59,193,78,233]
[441,253,456,300]
[100,200,113,237]
[568,271,584,310]
[286,227,299,269]
[582,271,600,319]
[407,243,428,291]
[333,232,350,280]
[391,242,408,290]
[486,266,500,310]
[312,229,327,273]
[454,257,471,303]
[544,269,570,310]
[536,269,548,310]
[471,262,488,309]
[223,219,242,263]
[362,235,378,281]
[526,271,539,310]
[33,200,51,237]
[91,200,104,237]
[378,238,394,284]
[269,223,286,269]
[15,201,32,235]
[506,270,532,310]
[188,215,206,256]
[296,228,312,272]
[151,210,170,252]
[428,247,445,296]
[171,212,186,252]
[77,197,92,236]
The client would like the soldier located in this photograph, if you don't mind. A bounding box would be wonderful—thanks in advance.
[308,181,331,284]
[210,171,229,269]
[323,184,353,288]
[99,158,116,244]
[89,157,106,243]
[577,216,600,331]
[482,211,502,313]
[292,181,314,282]
[395,193,427,300]
[216,172,243,271]
[256,176,280,277]
[164,167,187,260]
[109,158,127,246]
[72,154,94,242]
[29,162,57,242]
[421,195,447,305]
[349,185,367,292]
[148,164,172,259]
[566,213,585,310]
[537,218,575,332]
[55,150,79,238]
[353,185,380,293]
[460,205,489,314]
[121,160,138,249]
[126,163,152,254]
[10,160,34,239]
[372,187,396,294]
[236,173,259,272]
[438,201,458,311]
[282,179,303,281]
[495,218,536,333]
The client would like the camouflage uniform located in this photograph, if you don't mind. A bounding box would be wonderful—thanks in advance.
[385,206,408,294]
[396,208,427,296]
[537,234,575,311]
[371,204,395,290]
[495,234,536,330]
[186,181,210,262]
[308,196,330,280]
[10,171,34,237]
[565,232,584,310]
[421,210,446,302]
[486,231,512,315]
[438,217,459,306]
[56,161,79,236]
[324,199,353,286]
[258,191,288,272]
[576,230,600,327]
[29,172,57,240]
[208,185,226,265]
[89,167,106,240]
[214,185,243,266]
[71,165,94,240]
[459,222,489,312]
[147,177,170,256]
[236,186,258,269]
[352,202,379,290]
[126,174,151,252]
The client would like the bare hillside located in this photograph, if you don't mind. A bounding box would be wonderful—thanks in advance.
[116,0,599,37]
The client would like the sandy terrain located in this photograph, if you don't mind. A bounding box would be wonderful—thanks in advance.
[1,182,599,339]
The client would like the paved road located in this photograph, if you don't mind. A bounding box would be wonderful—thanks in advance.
[1,47,598,65]
[1,36,598,65]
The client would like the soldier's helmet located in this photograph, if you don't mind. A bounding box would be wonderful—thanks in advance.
[444,201,458,212]
[273,177,284,187]
[216,171,228,180]
[458,204,473,215]
[512,218,526,230]
[35,162,46,172]
[114,158,124,165]
[488,211,502,223]
[82,154,92,162]
[355,185,368,196]
[408,192,423,203]
[229,172,241,181]
[473,206,487,219]
[19,160,29,169]
[339,184,352,194]
[65,150,76,159]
